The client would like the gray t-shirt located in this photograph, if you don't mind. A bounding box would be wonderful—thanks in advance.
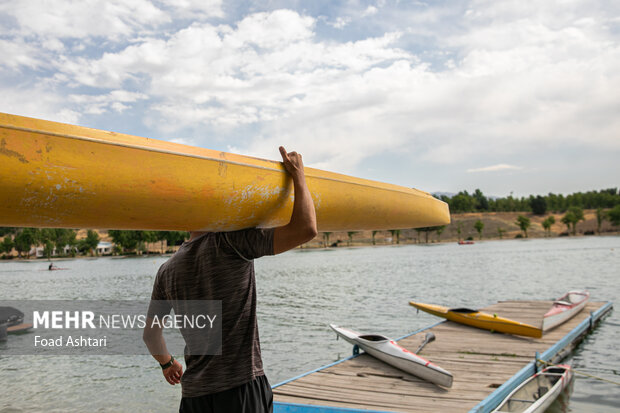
[149,228,274,397]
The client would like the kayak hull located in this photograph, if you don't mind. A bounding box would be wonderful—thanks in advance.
[409,301,543,338]
[330,324,453,387]
[542,291,589,332]
[0,113,450,232]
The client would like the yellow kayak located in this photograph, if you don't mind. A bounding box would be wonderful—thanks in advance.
[0,113,450,231]
[409,301,543,338]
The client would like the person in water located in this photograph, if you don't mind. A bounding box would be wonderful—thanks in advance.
[143,146,317,413]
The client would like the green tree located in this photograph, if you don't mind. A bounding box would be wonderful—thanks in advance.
[154,231,188,253]
[1,235,14,256]
[561,206,585,235]
[436,225,445,241]
[416,227,436,243]
[497,227,505,239]
[136,231,157,254]
[109,230,139,252]
[43,240,55,259]
[542,216,555,237]
[54,229,77,256]
[85,230,100,255]
[346,231,357,246]
[473,189,489,211]
[608,205,620,226]
[530,195,547,215]
[474,220,484,240]
[560,214,572,233]
[596,208,606,234]
[40,228,60,258]
[322,232,332,248]
[0,227,18,237]
[456,222,463,241]
[371,230,378,245]
[13,228,40,258]
[389,229,401,244]
[450,191,477,212]
[516,216,531,238]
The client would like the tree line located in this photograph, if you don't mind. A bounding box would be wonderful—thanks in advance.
[438,188,620,214]
[0,228,188,259]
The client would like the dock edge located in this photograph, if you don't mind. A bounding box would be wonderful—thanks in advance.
[468,301,614,413]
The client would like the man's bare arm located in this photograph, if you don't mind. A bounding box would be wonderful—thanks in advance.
[143,319,183,385]
[273,146,318,254]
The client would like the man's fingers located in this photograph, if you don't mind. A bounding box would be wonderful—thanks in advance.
[279,146,289,161]
[165,372,179,385]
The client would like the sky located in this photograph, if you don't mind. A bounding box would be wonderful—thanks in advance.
[1,0,619,197]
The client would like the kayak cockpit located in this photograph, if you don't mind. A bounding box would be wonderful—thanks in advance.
[358,334,389,342]
[449,308,478,314]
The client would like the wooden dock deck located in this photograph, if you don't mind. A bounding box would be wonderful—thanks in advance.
[272,300,613,413]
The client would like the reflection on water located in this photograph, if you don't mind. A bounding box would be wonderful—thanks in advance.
[0,236,618,412]
[546,374,574,413]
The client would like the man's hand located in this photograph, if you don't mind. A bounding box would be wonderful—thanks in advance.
[279,146,304,179]
[162,358,183,385]
[273,146,317,254]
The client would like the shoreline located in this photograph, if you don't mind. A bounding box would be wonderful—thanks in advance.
[3,231,618,262]
[2,210,618,260]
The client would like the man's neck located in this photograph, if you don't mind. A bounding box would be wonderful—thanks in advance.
[189,231,208,241]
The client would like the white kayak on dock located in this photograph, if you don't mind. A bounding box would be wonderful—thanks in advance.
[492,365,573,413]
[542,291,589,332]
[329,324,453,388]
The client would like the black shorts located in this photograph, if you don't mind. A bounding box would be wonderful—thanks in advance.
[179,375,273,413]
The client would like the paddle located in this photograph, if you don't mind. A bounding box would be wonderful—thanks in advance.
[415,332,436,354]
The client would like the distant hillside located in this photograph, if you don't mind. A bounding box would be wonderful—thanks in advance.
[307,209,619,247]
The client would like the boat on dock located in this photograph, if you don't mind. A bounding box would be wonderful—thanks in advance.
[491,365,573,413]
[0,307,24,327]
[542,291,589,332]
[0,307,32,334]
[409,301,543,338]
[273,300,612,412]
[329,324,453,387]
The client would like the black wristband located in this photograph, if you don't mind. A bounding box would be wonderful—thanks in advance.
[160,355,174,369]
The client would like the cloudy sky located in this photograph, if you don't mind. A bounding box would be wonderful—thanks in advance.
[1,0,618,197]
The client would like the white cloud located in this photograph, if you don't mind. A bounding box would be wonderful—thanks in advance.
[328,16,351,29]
[0,39,44,70]
[159,0,223,19]
[467,164,522,173]
[0,84,81,124]
[69,90,148,115]
[232,9,315,48]
[362,6,378,17]
[0,0,169,39]
[0,0,223,40]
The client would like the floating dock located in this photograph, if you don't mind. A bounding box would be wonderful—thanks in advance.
[272,300,612,413]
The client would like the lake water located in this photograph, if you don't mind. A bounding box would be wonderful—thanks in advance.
[0,236,618,412]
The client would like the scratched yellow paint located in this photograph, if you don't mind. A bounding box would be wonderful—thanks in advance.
[0,112,450,231]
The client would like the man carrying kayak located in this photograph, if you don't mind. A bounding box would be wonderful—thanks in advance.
[143,146,317,413]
